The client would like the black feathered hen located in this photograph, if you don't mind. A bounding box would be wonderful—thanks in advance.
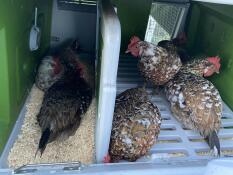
[158,33,191,62]
[35,55,92,157]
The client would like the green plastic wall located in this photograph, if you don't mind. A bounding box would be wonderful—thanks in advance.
[0,1,52,153]
[187,2,233,110]
[112,0,152,53]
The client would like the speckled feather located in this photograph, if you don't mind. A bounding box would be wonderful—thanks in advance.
[109,88,161,162]
[35,56,64,91]
[179,58,217,77]
[137,42,182,85]
[165,72,222,137]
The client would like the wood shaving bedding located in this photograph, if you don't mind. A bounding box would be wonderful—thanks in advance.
[8,85,96,168]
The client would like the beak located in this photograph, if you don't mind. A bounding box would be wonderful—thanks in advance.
[216,70,219,74]
[125,49,130,54]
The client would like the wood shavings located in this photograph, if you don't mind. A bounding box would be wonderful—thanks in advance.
[8,85,96,168]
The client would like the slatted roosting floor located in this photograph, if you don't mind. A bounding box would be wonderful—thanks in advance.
[116,55,233,162]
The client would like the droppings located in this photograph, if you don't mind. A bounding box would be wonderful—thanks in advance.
[206,103,213,108]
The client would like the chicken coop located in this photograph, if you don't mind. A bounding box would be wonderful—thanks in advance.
[1,0,233,174]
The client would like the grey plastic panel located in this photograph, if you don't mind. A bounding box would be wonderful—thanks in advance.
[57,0,97,13]
[50,0,97,53]
[116,55,233,162]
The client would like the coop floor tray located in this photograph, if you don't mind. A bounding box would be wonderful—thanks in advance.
[116,55,233,162]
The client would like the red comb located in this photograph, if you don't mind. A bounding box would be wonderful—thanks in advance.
[207,56,221,71]
[130,36,141,44]
[53,57,62,75]
[103,154,111,163]
[177,32,187,44]
[207,56,220,63]
[126,36,141,55]
[178,32,187,39]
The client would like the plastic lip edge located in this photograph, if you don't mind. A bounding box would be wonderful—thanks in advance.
[95,0,121,163]
[0,94,31,168]
[191,0,233,5]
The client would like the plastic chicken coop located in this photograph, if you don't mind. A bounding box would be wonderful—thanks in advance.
[1,0,233,174]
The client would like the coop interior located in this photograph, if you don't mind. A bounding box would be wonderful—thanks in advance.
[1,0,233,171]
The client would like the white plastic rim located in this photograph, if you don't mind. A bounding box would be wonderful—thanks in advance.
[192,0,233,5]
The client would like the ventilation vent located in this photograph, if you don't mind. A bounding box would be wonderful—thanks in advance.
[145,2,189,44]
[57,0,97,13]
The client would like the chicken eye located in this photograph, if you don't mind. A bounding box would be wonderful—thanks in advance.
[205,62,212,67]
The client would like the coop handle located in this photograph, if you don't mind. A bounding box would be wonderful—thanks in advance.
[14,161,85,174]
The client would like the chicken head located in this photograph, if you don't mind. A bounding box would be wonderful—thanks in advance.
[204,56,221,77]
[125,36,141,57]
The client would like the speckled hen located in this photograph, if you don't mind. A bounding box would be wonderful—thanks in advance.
[165,56,222,156]
[36,56,92,157]
[108,88,161,162]
[126,36,182,85]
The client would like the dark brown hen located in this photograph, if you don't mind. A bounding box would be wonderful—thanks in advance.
[36,57,92,157]
[158,33,190,62]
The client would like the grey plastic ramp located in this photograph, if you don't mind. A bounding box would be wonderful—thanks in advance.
[117,55,233,162]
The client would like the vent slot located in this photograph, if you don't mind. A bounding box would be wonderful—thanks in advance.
[145,1,189,44]
[57,0,97,13]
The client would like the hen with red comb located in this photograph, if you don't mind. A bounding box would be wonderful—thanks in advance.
[126,36,182,86]
[165,56,222,156]
[35,43,93,157]
[180,56,221,77]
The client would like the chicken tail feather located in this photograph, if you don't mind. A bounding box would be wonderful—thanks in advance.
[206,130,220,157]
[35,128,51,158]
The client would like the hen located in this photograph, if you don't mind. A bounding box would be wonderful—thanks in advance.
[126,36,182,86]
[165,56,222,156]
[157,33,190,62]
[35,55,92,157]
[108,88,161,162]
